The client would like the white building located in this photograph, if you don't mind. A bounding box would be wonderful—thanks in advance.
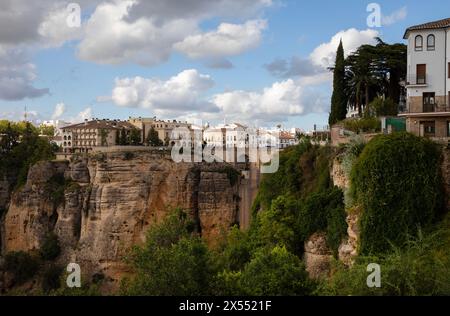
[400,18,450,141]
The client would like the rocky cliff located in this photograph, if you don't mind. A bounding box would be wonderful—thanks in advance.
[0,151,246,288]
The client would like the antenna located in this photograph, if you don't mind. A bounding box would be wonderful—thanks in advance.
[24,106,28,122]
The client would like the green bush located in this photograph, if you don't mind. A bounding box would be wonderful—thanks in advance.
[365,97,398,117]
[342,117,381,133]
[4,251,40,285]
[255,141,332,211]
[298,187,347,256]
[239,246,315,296]
[121,209,216,296]
[40,233,61,261]
[319,224,450,296]
[351,132,444,255]
[41,264,63,293]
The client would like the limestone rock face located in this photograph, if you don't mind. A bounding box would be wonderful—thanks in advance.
[331,158,349,190]
[338,213,360,266]
[304,232,332,280]
[3,161,68,252]
[1,152,243,287]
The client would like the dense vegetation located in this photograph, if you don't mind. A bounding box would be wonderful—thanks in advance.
[0,120,58,189]
[351,132,444,255]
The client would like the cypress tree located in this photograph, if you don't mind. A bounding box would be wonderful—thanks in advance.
[329,40,347,126]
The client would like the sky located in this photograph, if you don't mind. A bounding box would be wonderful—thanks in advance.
[0,0,449,131]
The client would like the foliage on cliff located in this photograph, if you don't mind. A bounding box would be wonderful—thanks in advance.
[0,121,58,188]
[350,132,444,255]
[319,215,450,296]
[252,141,347,256]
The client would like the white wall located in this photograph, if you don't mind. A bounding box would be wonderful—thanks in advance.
[407,29,447,98]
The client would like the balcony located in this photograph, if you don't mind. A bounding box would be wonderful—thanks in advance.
[405,74,428,87]
[399,102,450,116]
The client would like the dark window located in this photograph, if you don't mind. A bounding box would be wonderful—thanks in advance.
[423,92,436,112]
[415,35,423,51]
[448,121,450,137]
[427,34,435,50]
[416,64,426,84]
[422,121,435,137]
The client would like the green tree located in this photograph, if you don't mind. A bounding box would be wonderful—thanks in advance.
[39,124,55,137]
[129,128,141,145]
[122,209,215,296]
[329,40,347,125]
[119,127,128,145]
[146,126,163,147]
[239,246,314,296]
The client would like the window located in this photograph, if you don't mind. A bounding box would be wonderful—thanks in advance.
[423,92,436,112]
[427,34,435,50]
[422,121,435,137]
[415,35,423,51]
[448,63,450,79]
[448,121,450,137]
[416,64,426,84]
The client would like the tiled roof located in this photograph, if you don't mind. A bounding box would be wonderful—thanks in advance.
[63,120,138,130]
[404,18,450,38]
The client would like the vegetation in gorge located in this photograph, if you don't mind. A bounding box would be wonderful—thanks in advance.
[351,132,444,255]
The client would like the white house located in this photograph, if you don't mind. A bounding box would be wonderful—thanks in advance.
[400,18,450,141]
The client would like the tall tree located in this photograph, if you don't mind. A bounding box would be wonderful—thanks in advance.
[329,40,347,125]
[147,127,163,147]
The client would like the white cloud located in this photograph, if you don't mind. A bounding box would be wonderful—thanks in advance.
[77,0,271,66]
[77,0,198,66]
[382,7,407,26]
[212,79,326,123]
[174,20,267,59]
[109,69,218,116]
[74,107,93,122]
[0,47,49,101]
[38,3,84,47]
[51,103,67,120]
[310,28,379,68]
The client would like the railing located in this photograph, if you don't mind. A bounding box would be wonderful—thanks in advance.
[405,74,428,86]
[400,103,450,114]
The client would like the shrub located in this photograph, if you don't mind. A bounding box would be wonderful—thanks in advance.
[4,251,40,285]
[40,233,61,261]
[42,264,63,293]
[342,117,381,133]
[217,166,241,186]
[365,97,398,117]
[239,246,315,296]
[351,132,444,255]
[298,187,347,256]
[124,152,135,160]
[319,224,450,296]
[122,209,216,296]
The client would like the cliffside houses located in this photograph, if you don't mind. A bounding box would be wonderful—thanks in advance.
[128,117,192,146]
[58,119,138,159]
[400,18,450,143]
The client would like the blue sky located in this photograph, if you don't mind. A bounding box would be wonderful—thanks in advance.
[1,0,450,130]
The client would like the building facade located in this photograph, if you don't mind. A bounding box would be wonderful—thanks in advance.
[60,119,138,157]
[400,18,450,142]
[128,117,192,145]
